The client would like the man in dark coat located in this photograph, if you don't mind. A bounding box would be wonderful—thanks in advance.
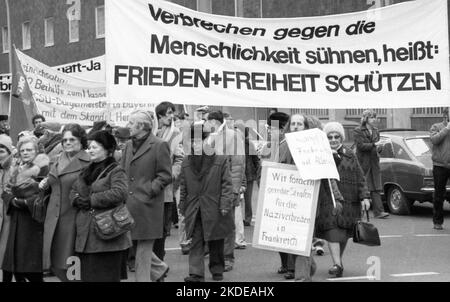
[121,110,172,282]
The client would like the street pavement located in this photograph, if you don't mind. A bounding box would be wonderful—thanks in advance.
[2,201,449,282]
[157,201,450,282]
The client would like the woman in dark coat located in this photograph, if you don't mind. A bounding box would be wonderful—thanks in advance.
[70,130,131,282]
[353,110,389,219]
[179,124,234,282]
[317,122,371,278]
[1,136,50,282]
[41,124,90,281]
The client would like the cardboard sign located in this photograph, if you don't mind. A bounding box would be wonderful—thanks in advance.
[253,161,320,256]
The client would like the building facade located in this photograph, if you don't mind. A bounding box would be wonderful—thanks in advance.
[0,0,448,130]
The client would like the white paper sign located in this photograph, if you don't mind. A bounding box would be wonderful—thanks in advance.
[252,161,320,256]
[285,128,340,180]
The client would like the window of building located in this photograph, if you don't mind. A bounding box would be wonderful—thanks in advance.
[44,18,54,47]
[95,6,105,38]
[1,27,9,53]
[22,21,31,50]
[69,19,79,43]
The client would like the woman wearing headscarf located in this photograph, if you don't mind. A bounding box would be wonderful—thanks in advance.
[70,130,131,282]
[353,110,389,219]
[318,122,371,278]
[1,136,50,282]
[179,124,234,282]
[41,124,90,281]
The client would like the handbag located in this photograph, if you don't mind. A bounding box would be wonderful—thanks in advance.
[92,203,135,240]
[353,210,381,246]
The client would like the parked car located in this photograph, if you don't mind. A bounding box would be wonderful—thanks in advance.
[377,130,450,215]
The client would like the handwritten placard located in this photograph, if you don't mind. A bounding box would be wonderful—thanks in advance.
[252,161,320,256]
[285,128,339,180]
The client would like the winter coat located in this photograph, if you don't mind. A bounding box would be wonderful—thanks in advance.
[0,155,13,267]
[43,150,90,270]
[121,133,172,240]
[316,146,370,232]
[353,125,382,191]
[179,155,234,241]
[1,153,49,273]
[430,121,450,169]
[70,162,132,254]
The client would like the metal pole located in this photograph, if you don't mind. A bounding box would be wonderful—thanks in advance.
[5,0,12,116]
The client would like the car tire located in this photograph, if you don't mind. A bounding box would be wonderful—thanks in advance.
[386,186,412,215]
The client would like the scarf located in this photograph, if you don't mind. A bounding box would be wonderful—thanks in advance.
[332,145,344,167]
[81,156,116,186]
[131,132,150,154]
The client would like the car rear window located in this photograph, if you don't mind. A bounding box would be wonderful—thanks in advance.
[405,138,432,157]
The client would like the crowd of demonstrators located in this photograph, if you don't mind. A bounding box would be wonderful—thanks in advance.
[429,108,450,230]
[1,104,435,282]
[353,110,390,219]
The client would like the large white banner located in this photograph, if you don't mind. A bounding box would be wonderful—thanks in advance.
[106,0,449,109]
[253,162,320,256]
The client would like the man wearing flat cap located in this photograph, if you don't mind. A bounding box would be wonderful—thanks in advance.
[122,110,172,281]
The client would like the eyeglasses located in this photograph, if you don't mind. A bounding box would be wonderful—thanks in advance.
[62,138,78,143]
[327,135,341,140]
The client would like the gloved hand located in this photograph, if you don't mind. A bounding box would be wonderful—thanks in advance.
[12,197,28,209]
[73,195,91,210]
[220,209,229,216]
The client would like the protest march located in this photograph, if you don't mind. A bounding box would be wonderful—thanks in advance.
[0,0,449,284]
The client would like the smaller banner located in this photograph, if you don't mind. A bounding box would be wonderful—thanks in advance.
[13,50,155,126]
[285,128,339,180]
[252,161,320,257]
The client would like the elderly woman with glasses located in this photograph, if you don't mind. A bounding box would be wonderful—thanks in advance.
[315,122,371,278]
[1,136,50,282]
[40,123,91,281]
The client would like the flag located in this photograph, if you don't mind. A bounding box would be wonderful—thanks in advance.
[9,45,38,143]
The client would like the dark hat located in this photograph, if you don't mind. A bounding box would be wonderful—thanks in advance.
[88,130,117,155]
[114,127,131,140]
[0,115,8,121]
